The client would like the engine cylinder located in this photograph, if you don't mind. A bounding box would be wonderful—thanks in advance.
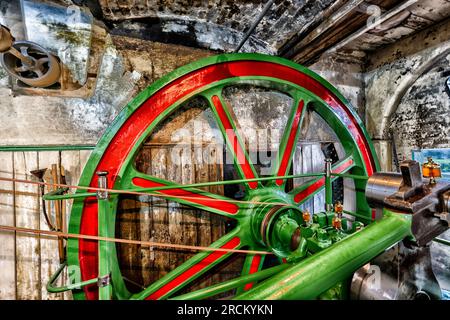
[365,173,403,208]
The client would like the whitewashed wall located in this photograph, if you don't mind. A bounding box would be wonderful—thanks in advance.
[0,150,91,299]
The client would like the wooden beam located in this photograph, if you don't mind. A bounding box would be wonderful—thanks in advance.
[324,0,419,54]
[282,0,366,59]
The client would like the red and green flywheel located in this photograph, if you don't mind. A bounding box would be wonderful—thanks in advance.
[67,53,379,300]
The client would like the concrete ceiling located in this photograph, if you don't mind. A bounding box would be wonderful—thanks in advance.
[20,0,450,64]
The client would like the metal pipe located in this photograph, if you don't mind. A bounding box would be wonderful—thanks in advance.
[0,145,95,152]
[47,262,98,293]
[433,237,450,247]
[234,0,274,53]
[234,211,411,300]
[170,264,290,300]
[325,158,333,212]
[42,172,326,201]
[331,173,369,180]
[43,190,95,200]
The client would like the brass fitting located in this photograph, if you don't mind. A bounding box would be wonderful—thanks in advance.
[422,157,441,184]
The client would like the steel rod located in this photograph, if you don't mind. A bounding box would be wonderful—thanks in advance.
[234,211,411,300]
[0,145,95,152]
[325,159,333,212]
[43,188,93,200]
[125,172,325,192]
[331,173,369,180]
[1,176,292,207]
[433,237,450,247]
[234,0,274,52]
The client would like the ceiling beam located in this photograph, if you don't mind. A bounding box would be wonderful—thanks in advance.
[282,0,366,59]
[323,0,418,56]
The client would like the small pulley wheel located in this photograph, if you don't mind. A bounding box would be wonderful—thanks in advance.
[0,40,61,87]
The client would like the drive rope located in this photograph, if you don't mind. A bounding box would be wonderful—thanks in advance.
[0,176,294,207]
[0,176,281,255]
[0,224,273,255]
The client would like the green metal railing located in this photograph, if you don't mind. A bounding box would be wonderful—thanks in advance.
[0,145,95,152]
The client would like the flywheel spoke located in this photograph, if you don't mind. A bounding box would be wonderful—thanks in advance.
[236,251,265,293]
[129,170,241,217]
[131,229,244,300]
[290,155,355,204]
[271,98,308,187]
[204,90,260,190]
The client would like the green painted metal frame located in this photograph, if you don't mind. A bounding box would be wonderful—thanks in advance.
[64,53,381,300]
[234,209,412,300]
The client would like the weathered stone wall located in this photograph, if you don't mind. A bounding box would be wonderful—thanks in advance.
[310,52,366,119]
[365,18,450,170]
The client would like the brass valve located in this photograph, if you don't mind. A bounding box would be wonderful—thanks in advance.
[332,216,342,230]
[334,201,343,215]
[422,157,441,184]
[332,201,343,230]
[302,210,311,225]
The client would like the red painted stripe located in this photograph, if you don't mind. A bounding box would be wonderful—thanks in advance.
[78,60,375,299]
[294,178,326,203]
[132,177,238,214]
[293,158,353,203]
[334,158,354,174]
[211,95,258,189]
[146,237,241,300]
[276,100,305,186]
[243,255,262,291]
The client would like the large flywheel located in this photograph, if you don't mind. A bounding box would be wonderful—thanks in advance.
[67,53,379,300]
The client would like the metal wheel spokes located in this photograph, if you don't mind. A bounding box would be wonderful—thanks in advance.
[131,229,243,300]
[1,41,61,87]
[130,171,241,218]
[68,54,378,300]
[120,88,359,299]
[19,46,29,59]
[272,98,307,187]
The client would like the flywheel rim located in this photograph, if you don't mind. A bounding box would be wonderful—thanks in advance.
[68,53,379,300]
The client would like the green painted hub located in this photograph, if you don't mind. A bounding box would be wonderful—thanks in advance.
[241,188,304,258]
